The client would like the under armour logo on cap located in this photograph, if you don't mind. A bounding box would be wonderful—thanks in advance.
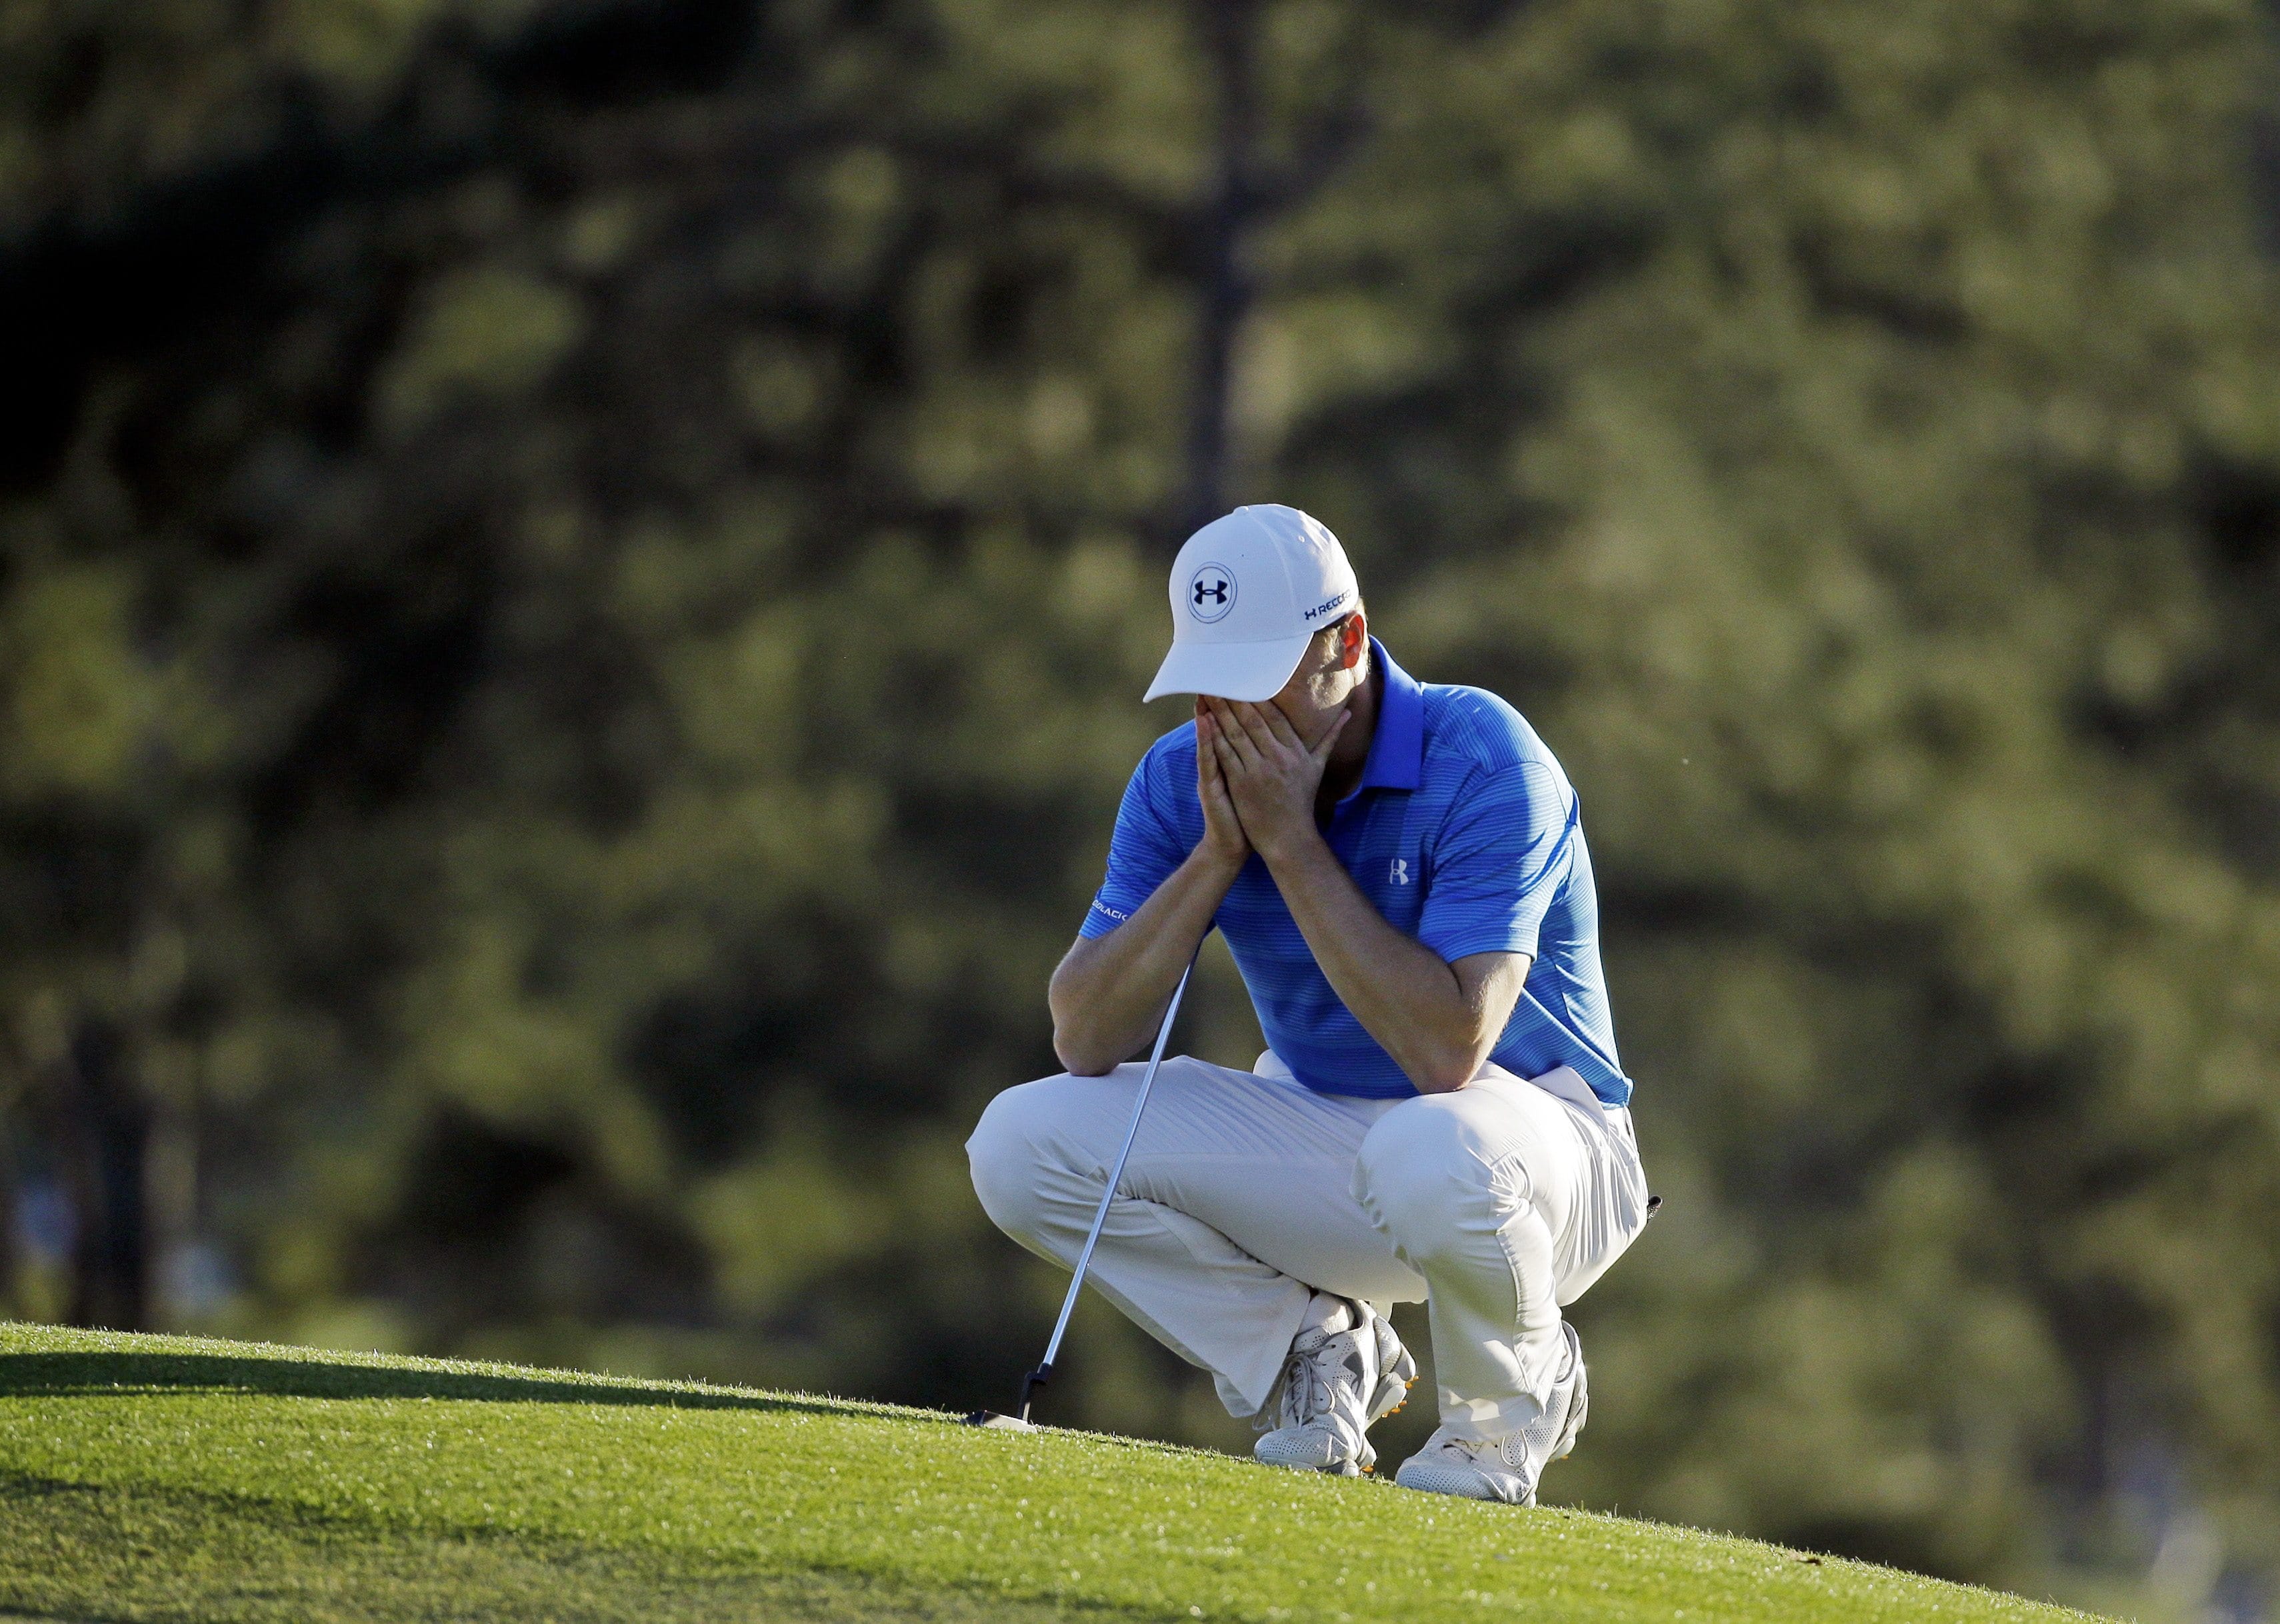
[1188,564,1236,622]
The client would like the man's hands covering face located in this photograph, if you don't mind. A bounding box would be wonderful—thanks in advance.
[1197,697,1350,867]
[1194,698,1253,870]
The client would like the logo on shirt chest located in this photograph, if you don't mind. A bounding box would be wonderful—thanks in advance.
[1389,857,1411,885]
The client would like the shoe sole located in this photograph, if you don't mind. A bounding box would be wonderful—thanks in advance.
[1257,1450,1367,1477]
[1393,1460,1529,1504]
[1255,1431,1376,1475]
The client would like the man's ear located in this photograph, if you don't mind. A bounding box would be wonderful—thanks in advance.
[1340,611,1368,671]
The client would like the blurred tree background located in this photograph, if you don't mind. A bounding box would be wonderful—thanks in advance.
[5,0,2280,1615]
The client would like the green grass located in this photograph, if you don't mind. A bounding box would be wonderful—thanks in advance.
[0,1324,2110,1623]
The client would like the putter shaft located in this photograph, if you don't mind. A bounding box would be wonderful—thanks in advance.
[1019,955,1195,1421]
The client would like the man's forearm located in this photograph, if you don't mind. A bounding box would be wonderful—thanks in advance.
[1048,846,1240,1074]
[1258,835,1487,1093]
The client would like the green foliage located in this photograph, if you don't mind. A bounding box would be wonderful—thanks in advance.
[2,0,2277,1615]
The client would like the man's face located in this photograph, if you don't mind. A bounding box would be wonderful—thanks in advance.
[1264,612,1368,743]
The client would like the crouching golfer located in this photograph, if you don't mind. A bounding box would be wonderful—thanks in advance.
[967,505,1650,1503]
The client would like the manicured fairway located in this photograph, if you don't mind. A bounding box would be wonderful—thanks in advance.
[0,1324,2109,1623]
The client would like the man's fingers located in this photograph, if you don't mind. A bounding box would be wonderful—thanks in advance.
[1214,733,1259,801]
[1197,706,1231,785]
[1255,703,1305,751]
[1311,709,1351,765]
[1198,705,1231,768]
[1204,737,1240,814]
[1227,701,1285,758]
[1209,699,1267,769]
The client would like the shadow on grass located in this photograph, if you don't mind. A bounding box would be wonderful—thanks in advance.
[0,1351,865,1418]
[1,1476,1125,1623]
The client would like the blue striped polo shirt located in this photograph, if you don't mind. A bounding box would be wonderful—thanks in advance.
[1080,641,1631,1105]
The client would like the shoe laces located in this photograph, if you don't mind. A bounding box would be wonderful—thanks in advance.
[1272,1322,1370,1431]
[1273,1337,1333,1430]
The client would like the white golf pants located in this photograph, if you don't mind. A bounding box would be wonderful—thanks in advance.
[967,1052,1650,1438]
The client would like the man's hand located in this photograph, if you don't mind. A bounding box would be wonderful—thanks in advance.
[1193,700,1251,871]
[1049,703,1259,1073]
[1204,697,1350,865]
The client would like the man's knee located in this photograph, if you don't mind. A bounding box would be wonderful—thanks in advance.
[1354,1095,1523,1257]
[966,1078,1072,1244]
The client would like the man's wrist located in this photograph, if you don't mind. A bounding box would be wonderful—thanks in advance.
[1253,821,1327,873]
[1189,841,1249,885]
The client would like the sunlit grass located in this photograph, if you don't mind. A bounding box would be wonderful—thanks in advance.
[0,1324,2111,1622]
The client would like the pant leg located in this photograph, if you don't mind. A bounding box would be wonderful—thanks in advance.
[1352,1065,1649,1439]
[967,1057,1422,1416]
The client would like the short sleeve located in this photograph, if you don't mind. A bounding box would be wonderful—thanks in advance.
[1416,759,1575,964]
[1079,741,1194,938]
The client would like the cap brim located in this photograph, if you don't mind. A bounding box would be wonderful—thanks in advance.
[1142,633,1314,703]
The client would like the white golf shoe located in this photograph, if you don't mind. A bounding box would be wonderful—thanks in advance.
[1394,1321,1588,1505]
[1253,1293,1417,1477]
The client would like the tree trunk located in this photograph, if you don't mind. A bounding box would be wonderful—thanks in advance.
[62,1022,149,1331]
[1177,0,1262,541]
[0,1090,18,1317]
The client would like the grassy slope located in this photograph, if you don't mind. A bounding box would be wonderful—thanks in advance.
[0,1325,2111,1624]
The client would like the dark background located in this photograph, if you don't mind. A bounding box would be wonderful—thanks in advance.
[5,0,2280,1617]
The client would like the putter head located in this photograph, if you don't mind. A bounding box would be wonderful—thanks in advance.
[962,1409,1038,1431]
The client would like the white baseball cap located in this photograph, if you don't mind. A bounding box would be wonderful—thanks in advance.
[1143,505,1360,701]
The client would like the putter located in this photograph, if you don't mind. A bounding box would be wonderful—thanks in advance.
[965,953,1197,1432]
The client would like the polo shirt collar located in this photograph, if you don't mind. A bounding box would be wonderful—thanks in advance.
[1357,638,1425,793]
